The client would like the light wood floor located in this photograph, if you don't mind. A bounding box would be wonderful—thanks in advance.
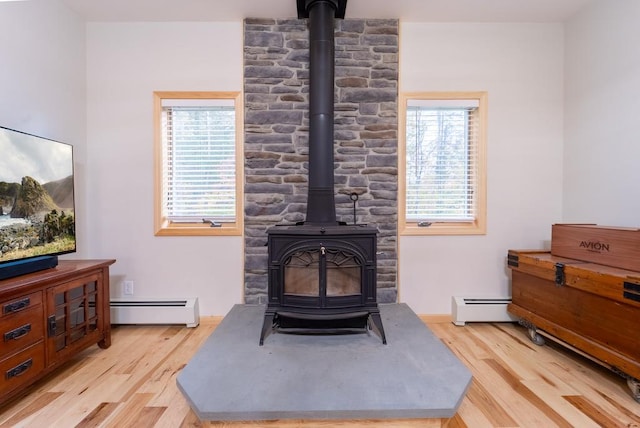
[1,317,638,427]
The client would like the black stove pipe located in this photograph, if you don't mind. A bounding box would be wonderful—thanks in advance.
[298,0,346,225]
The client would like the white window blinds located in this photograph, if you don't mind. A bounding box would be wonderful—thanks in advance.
[161,100,236,222]
[405,99,480,222]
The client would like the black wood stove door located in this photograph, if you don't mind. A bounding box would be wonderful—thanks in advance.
[282,243,365,309]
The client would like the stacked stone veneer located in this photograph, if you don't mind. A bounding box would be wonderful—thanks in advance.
[243,17,398,305]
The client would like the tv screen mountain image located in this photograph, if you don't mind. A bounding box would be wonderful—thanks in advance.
[0,126,76,264]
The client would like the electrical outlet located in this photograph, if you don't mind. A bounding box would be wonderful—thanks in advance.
[123,280,134,295]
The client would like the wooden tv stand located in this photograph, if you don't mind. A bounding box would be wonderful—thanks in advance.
[0,259,115,405]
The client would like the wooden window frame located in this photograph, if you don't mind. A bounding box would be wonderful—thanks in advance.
[399,91,487,236]
[153,91,243,236]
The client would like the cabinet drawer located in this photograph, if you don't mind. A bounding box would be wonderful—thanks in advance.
[0,341,45,397]
[0,305,44,358]
[1,292,43,319]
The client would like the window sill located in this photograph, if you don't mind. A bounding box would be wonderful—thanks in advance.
[155,221,242,237]
[400,221,486,236]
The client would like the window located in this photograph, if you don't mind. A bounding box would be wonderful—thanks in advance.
[399,92,487,235]
[154,91,243,236]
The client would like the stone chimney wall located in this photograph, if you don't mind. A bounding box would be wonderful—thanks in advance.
[243,17,398,304]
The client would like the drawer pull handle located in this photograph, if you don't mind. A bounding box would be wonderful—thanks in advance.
[3,297,30,314]
[3,324,32,342]
[5,359,33,380]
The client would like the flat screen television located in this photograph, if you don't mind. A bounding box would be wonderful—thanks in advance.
[0,126,75,280]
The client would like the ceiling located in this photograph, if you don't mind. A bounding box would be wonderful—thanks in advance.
[60,0,594,23]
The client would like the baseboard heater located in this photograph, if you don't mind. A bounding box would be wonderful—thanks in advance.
[451,296,519,326]
[110,297,199,327]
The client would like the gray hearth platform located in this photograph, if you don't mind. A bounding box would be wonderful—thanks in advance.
[177,303,472,422]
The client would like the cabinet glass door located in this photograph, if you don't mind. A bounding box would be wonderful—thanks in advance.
[47,274,102,362]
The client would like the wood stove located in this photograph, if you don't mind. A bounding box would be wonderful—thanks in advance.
[260,224,386,344]
[259,0,386,345]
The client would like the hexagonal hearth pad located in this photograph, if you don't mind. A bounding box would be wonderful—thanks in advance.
[178,303,471,421]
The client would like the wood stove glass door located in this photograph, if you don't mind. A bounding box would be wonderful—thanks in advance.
[325,249,360,296]
[283,245,362,306]
[283,250,320,297]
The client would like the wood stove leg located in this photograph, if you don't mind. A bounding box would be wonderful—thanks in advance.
[369,312,387,345]
[259,311,275,346]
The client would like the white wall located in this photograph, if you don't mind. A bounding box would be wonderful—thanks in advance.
[85,22,243,315]
[4,4,578,317]
[399,23,565,314]
[0,0,88,256]
[564,0,640,226]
